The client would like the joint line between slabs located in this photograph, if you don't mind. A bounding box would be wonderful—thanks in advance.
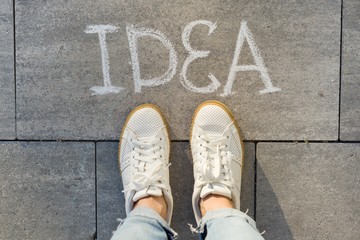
[94,142,98,240]
[254,143,257,221]
[13,0,17,139]
[338,0,344,141]
[1,139,360,143]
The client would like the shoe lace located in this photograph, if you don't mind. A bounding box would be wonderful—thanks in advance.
[122,136,168,193]
[196,133,233,189]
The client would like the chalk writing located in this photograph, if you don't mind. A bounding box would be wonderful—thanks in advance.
[85,25,124,95]
[181,20,221,93]
[126,24,178,93]
[85,20,281,96]
[222,21,281,96]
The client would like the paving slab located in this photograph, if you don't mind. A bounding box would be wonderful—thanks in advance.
[96,142,255,240]
[256,143,360,240]
[340,0,360,140]
[16,0,340,140]
[0,142,96,239]
[0,0,15,139]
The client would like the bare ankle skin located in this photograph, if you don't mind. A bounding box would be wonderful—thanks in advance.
[134,196,167,220]
[200,194,234,216]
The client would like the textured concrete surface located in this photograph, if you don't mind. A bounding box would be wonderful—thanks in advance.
[0,0,15,139]
[16,0,340,140]
[96,142,125,240]
[340,0,360,140]
[0,142,96,239]
[96,142,255,240]
[1,1,360,239]
[256,143,360,240]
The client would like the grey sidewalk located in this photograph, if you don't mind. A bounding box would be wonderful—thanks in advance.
[0,0,359,239]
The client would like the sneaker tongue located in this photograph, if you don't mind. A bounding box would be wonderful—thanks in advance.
[133,186,163,202]
[200,183,232,199]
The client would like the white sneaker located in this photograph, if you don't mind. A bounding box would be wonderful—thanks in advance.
[118,104,173,224]
[190,100,244,224]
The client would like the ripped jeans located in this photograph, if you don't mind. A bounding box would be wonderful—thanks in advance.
[111,207,265,240]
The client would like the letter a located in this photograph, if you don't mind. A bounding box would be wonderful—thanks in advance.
[222,21,281,96]
[126,24,178,93]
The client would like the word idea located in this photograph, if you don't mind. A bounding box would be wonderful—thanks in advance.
[85,20,281,96]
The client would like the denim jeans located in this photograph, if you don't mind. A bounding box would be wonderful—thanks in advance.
[111,207,265,240]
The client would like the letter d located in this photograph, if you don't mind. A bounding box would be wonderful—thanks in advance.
[126,24,178,93]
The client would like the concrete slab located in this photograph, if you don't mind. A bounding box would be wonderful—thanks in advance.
[96,142,125,240]
[0,142,96,239]
[16,0,340,140]
[0,0,15,139]
[340,0,360,140]
[256,143,360,240]
[96,142,255,240]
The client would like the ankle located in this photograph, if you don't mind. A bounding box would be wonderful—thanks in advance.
[134,195,167,220]
[200,194,234,216]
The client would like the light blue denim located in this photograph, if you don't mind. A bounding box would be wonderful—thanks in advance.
[111,207,265,240]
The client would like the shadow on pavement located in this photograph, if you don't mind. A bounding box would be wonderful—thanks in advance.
[256,163,294,240]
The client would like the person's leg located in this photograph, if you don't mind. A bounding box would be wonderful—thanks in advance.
[197,207,264,240]
[189,100,264,240]
[195,195,264,240]
[111,104,178,240]
[111,206,176,240]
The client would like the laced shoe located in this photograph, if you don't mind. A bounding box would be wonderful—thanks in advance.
[190,100,244,224]
[118,104,173,224]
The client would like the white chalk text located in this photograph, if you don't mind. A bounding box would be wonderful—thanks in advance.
[85,20,281,96]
